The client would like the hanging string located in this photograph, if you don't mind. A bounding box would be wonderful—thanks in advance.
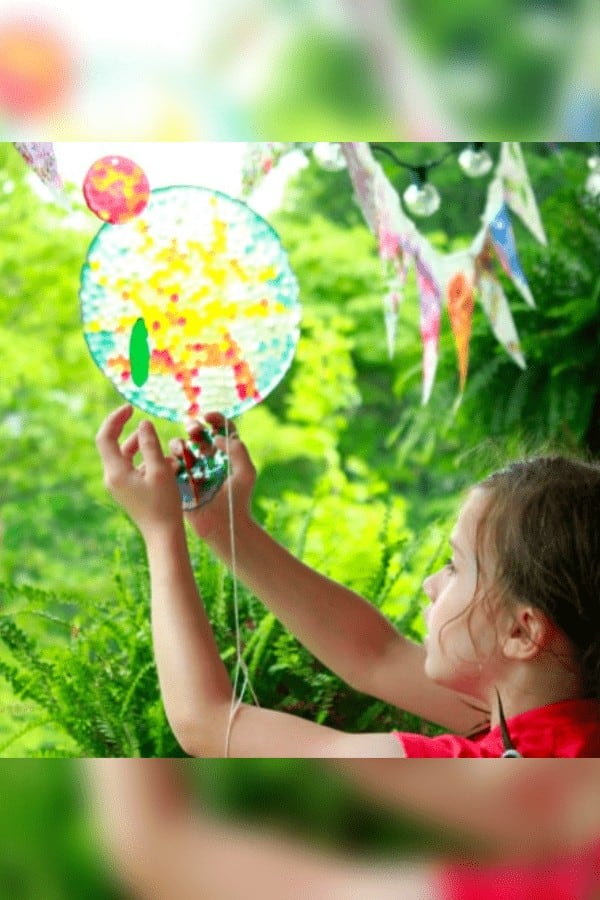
[222,418,260,758]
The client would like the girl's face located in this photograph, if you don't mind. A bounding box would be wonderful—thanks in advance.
[422,488,502,698]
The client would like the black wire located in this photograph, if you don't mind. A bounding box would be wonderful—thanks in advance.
[370,143,462,177]
[369,143,416,172]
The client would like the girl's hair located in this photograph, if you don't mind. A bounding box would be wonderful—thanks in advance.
[472,455,600,700]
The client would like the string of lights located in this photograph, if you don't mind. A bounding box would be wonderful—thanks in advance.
[241,142,600,215]
[369,142,494,216]
[366,142,600,216]
[585,143,600,196]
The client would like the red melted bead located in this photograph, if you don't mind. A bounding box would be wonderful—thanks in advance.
[83,156,150,225]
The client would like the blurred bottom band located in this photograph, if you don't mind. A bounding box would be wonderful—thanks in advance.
[0,759,599,900]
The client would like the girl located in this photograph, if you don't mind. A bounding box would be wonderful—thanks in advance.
[87,758,600,900]
[95,404,600,757]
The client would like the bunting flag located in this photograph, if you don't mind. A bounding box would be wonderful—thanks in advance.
[345,142,457,401]
[343,141,416,256]
[240,142,299,196]
[383,288,401,359]
[341,141,542,403]
[498,142,547,245]
[414,249,442,405]
[13,142,63,193]
[374,159,415,358]
[477,273,527,370]
[443,253,476,396]
[382,255,410,358]
[342,142,380,232]
[343,141,417,360]
[487,203,536,308]
[475,237,526,370]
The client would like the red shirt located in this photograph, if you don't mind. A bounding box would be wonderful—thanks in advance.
[394,699,600,757]
[437,839,600,900]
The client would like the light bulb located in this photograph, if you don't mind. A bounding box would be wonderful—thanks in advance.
[458,145,493,177]
[403,182,440,217]
[585,155,600,197]
[312,142,347,171]
[587,154,600,172]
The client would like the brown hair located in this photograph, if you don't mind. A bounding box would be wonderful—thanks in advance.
[471,455,600,700]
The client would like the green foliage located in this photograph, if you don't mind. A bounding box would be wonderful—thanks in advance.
[393,4,581,134]
[0,528,184,757]
[0,506,452,755]
[0,145,121,592]
[251,29,390,139]
[0,763,121,899]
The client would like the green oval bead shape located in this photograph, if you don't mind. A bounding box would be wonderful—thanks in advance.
[129,317,150,387]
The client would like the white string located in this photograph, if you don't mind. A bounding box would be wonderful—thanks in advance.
[222,418,260,758]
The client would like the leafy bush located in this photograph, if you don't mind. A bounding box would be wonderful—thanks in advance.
[0,502,455,756]
[0,528,182,757]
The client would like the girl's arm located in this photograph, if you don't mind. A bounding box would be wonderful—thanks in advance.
[85,759,438,900]
[179,423,485,735]
[97,406,405,757]
[146,521,406,757]
[336,760,593,861]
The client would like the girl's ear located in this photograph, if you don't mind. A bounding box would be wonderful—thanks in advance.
[501,605,551,661]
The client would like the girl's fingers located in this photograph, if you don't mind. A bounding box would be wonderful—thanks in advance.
[121,430,140,460]
[96,404,134,470]
[137,457,179,477]
[138,420,166,472]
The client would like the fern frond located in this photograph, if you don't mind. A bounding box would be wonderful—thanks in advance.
[0,717,57,756]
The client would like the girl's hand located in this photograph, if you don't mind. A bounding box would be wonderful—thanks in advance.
[169,412,256,540]
[96,405,183,540]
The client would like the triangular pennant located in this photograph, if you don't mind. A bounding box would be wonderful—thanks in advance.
[341,142,380,232]
[383,287,401,359]
[414,249,442,405]
[442,253,476,395]
[498,142,547,245]
[343,142,417,257]
[488,204,536,307]
[13,142,63,192]
[475,238,526,369]
[477,274,527,370]
[343,142,417,363]
[382,255,410,359]
[240,142,299,196]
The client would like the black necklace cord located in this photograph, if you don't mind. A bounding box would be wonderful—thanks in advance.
[496,688,522,758]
